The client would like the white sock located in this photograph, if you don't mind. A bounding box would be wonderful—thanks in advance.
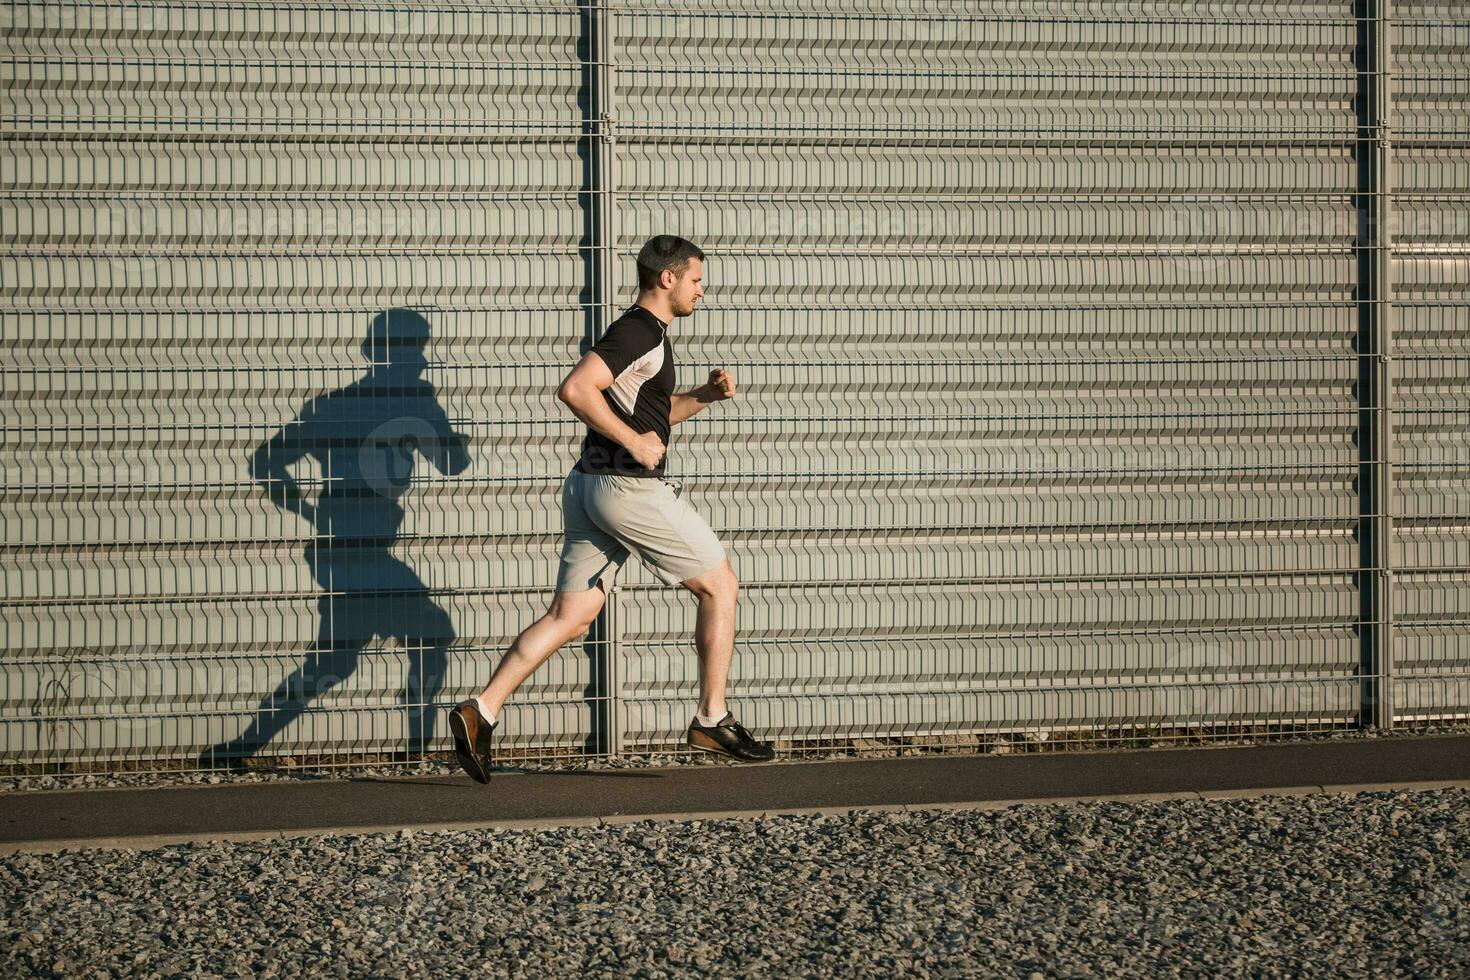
[474,695,497,727]
[694,710,727,728]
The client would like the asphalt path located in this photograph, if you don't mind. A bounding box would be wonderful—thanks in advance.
[4,735,1469,853]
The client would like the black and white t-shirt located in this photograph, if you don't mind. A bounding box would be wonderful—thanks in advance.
[575,304,674,478]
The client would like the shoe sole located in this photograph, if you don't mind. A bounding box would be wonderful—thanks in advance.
[448,710,490,784]
[687,729,774,763]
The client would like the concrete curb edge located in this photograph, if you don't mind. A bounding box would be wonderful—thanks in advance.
[5,778,1469,857]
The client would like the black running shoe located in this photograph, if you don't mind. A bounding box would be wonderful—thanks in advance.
[448,700,497,784]
[687,712,775,762]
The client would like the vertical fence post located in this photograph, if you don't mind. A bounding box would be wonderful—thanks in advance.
[1356,0,1396,729]
[583,0,623,757]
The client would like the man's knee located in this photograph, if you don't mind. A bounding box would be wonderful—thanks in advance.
[546,582,607,630]
[681,558,738,600]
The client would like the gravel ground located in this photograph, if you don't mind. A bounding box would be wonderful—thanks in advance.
[3,788,1468,978]
[5,722,1468,793]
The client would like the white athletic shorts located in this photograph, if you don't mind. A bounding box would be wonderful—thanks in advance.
[555,466,729,592]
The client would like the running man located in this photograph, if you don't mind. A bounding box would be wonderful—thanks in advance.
[448,235,775,783]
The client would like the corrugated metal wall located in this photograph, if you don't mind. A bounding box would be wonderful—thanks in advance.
[1,1,1464,771]
[1391,3,1470,721]
[2,1,600,765]
[612,0,1367,750]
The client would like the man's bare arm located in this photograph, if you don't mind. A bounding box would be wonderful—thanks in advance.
[671,368,736,425]
[670,384,719,425]
[557,354,643,449]
[560,389,647,451]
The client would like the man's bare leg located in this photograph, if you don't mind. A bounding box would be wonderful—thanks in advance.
[476,582,608,720]
[680,559,739,719]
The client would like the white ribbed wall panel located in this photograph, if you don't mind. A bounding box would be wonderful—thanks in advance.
[2,1,1465,772]
[1,1,595,766]
[610,0,1369,749]
[1390,4,1470,722]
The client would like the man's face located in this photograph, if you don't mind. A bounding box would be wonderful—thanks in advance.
[666,257,705,317]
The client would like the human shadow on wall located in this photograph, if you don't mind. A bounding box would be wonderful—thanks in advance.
[198,309,471,768]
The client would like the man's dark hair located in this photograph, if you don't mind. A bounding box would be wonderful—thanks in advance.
[636,235,704,291]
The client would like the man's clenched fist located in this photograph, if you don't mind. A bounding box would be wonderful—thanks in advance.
[708,368,736,400]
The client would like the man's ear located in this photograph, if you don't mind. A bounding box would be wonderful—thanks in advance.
[660,268,676,290]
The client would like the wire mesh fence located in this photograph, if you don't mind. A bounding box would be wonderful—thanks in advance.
[1,1,1466,778]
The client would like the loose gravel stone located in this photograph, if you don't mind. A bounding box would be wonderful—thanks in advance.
[3,788,1468,977]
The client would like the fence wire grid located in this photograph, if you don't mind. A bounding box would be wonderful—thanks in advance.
[1,0,1468,777]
